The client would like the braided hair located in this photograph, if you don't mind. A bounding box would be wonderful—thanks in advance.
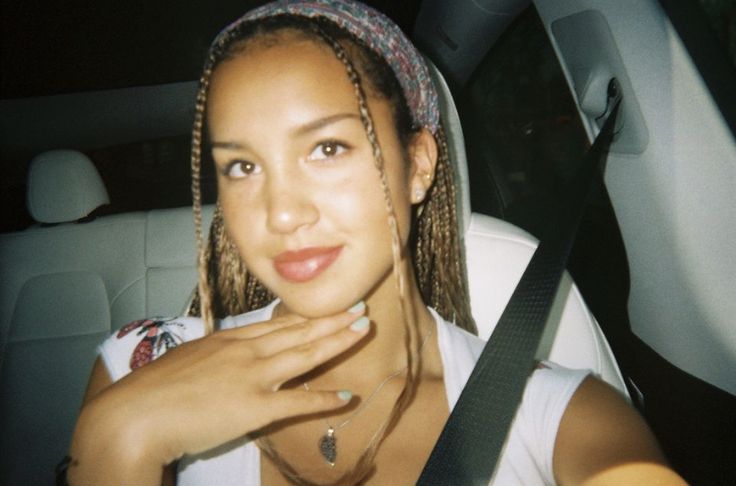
[186,14,474,485]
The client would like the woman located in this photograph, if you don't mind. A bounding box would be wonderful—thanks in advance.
[68,1,684,484]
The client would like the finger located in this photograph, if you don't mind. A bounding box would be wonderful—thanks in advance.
[266,388,354,423]
[265,319,371,388]
[255,304,367,356]
[225,301,365,341]
[225,313,305,339]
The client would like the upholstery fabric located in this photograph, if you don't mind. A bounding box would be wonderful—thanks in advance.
[26,150,109,223]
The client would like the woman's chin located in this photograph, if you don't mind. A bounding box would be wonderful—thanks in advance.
[275,291,363,319]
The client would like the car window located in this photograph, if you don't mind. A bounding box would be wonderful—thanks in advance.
[85,135,218,217]
[658,0,736,139]
[460,7,589,238]
[697,0,735,67]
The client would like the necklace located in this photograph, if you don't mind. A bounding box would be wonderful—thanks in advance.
[303,324,434,467]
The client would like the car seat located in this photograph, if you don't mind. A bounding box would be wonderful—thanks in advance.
[0,150,115,485]
[0,151,213,485]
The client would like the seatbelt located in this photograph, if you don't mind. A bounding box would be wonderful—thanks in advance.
[418,80,622,485]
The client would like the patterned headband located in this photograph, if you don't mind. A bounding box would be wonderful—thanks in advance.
[212,0,440,134]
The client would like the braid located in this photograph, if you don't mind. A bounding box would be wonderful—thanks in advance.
[413,126,476,334]
[187,26,275,331]
[188,53,216,333]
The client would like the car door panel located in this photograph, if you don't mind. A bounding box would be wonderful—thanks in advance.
[534,0,736,396]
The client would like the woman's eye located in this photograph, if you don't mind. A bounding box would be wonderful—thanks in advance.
[308,141,347,161]
[226,160,261,178]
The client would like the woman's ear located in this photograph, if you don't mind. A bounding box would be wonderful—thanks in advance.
[408,128,438,204]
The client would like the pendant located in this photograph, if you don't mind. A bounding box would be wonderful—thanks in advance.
[319,427,337,467]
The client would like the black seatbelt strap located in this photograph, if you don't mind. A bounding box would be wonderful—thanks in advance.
[418,80,622,485]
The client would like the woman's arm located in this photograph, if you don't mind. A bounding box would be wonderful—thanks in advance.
[553,376,687,485]
[67,308,369,486]
[69,358,169,485]
[81,358,112,401]
[69,359,178,486]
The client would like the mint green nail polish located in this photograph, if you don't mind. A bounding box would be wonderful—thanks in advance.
[337,390,353,401]
[348,301,365,314]
[350,316,370,331]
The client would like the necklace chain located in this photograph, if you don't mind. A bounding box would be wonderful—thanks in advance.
[304,361,406,430]
[303,323,434,466]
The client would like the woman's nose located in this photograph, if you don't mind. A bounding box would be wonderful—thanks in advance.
[265,175,319,234]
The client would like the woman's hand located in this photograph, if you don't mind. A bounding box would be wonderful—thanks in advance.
[68,304,369,486]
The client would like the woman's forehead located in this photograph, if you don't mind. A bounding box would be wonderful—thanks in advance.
[206,37,391,141]
[214,1,440,133]
[211,37,355,107]
[227,27,328,57]
[218,29,374,96]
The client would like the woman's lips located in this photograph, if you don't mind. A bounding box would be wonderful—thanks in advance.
[273,246,343,283]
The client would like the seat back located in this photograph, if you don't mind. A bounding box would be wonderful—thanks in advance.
[144,206,214,317]
[465,214,626,391]
[0,150,211,485]
[0,151,143,485]
[0,204,213,484]
[0,272,110,485]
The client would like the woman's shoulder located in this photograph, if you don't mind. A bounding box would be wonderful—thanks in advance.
[434,308,590,425]
[434,309,589,387]
[433,311,591,482]
[439,314,590,404]
[99,315,206,381]
[519,361,591,439]
[495,362,590,484]
[99,301,280,382]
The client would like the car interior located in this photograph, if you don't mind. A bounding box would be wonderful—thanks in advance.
[1,0,734,485]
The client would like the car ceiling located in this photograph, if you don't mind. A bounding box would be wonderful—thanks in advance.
[0,0,423,99]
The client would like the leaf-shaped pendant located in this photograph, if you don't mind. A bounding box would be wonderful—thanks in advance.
[319,427,337,466]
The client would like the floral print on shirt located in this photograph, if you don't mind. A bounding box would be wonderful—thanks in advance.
[117,318,184,370]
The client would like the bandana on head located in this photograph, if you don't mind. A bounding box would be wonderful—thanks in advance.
[212,0,440,134]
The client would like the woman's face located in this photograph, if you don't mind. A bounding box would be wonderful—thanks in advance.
[207,32,434,318]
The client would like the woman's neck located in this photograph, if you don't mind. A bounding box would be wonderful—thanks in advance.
[278,264,437,390]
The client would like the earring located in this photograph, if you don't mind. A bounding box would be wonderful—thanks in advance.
[424,173,432,181]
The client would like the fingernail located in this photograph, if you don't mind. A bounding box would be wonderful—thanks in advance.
[337,390,353,401]
[348,301,365,314]
[349,316,370,331]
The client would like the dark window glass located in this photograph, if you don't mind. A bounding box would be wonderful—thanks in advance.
[460,8,588,239]
[0,0,420,98]
[698,0,736,67]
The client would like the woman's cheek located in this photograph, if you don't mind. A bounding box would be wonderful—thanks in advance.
[323,172,388,226]
[220,190,268,256]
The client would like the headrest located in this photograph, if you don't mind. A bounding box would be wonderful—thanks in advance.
[425,58,471,232]
[26,150,110,224]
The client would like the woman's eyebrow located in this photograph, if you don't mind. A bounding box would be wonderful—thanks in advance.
[292,112,360,136]
[210,141,248,150]
[210,113,360,150]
